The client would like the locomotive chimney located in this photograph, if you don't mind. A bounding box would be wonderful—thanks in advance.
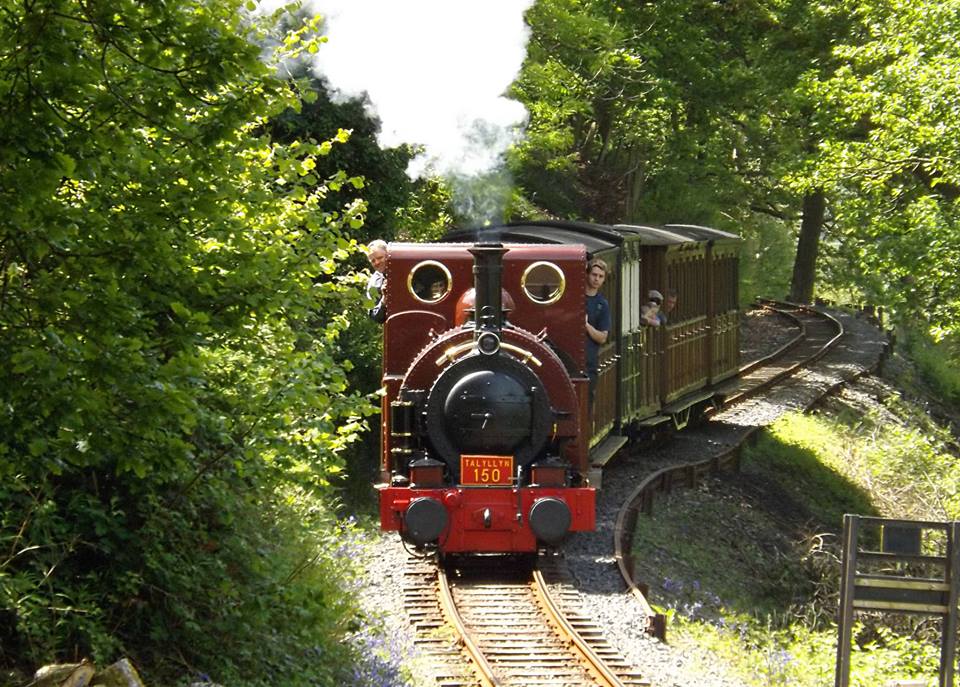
[468,242,507,342]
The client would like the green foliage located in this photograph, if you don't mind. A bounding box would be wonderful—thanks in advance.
[738,215,798,305]
[632,398,954,686]
[512,0,821,225]
[512,0,960,336]
[904,332,960,408]
[748,401,960,521]
[748,415,877,525]
[270,83,418,242]
[681,617,939,687]
[793,0,960,332]
[512,0,693,223]
[762,399,960,520]
[0,465,373,685]
[510,0,843,315]
[394,176,456,241]
[0,1,378,682]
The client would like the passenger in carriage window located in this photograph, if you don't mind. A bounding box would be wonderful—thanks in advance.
[641,289,663,327]
[658,288,678,325]
[585,258,610,403]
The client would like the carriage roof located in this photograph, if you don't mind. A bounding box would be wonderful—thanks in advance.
[442,221,616,255]
[443,219,738,254]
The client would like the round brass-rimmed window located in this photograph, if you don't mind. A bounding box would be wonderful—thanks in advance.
[521,261,565,304]
[408,260,452,303]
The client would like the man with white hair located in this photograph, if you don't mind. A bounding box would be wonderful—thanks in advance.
[366,239,388,324]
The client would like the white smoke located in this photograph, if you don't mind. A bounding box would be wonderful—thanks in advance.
[266,0,535,223]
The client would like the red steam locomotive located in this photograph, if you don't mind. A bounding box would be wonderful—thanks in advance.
[375,220,740,555]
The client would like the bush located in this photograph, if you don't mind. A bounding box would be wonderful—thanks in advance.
[905,332,960,409]
[0,2,377,683]
[0,465,379,685]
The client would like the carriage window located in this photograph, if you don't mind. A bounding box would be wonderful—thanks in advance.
[408,260,452,303]
[521,262,565,305]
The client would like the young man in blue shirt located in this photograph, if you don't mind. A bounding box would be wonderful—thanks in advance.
[585,258,611,402]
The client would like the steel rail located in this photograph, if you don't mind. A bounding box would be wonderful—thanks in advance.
[736,303,806,377]
[614,301,845,639]
[721,299,844,408]
[531,565,627,687]
[436,566,501,687]
[756,299,845,368]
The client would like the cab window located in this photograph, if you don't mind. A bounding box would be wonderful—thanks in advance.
[408,261,452,303]
[521,261,565,304]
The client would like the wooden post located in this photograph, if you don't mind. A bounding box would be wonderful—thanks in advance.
[836,516,959,687]
[941,521,959,687]
[835,514,858,687]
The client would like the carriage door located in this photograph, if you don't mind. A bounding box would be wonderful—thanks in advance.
[708,239,740,383]
[590,249,619,446]
[663,243,710,403]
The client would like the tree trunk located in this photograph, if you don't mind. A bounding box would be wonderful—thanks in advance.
[624,148,646,222]
[789,190,826,303]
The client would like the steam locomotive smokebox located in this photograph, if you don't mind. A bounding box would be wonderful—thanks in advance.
[444,369,532,453]
[426,353,552,480]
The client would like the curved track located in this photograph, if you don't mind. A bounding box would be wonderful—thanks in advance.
[404,302,872,682]
[721,299,843,407]
[613,301,845,637]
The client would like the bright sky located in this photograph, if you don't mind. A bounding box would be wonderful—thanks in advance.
[267,0,536,179]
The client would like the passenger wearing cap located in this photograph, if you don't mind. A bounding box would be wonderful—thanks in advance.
[641,289,663,326]
[658,288,678,325]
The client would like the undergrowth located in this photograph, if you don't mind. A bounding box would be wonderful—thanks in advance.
[0,482,402,687]
[631,350,960,687]
[904,331,960,409]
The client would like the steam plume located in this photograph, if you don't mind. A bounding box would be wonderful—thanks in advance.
[283,0,536,223]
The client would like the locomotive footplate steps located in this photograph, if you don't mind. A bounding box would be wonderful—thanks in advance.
[588,435,629,489]
[590,435,628,468]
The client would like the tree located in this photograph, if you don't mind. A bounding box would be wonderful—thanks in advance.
[0,1,372,681]
[796,0,960,331]
[789,190,827,303]
[513,0,873,307]
[511,0,666,221]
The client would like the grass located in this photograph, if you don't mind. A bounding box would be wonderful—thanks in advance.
[905,331,960,409]
[630,355,960,687]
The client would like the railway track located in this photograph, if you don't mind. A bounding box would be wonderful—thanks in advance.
[613,300,846,637]
[406,552,650,686]
[402,553,479,687]
[403,301,869,683]
[721,299,843,407]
